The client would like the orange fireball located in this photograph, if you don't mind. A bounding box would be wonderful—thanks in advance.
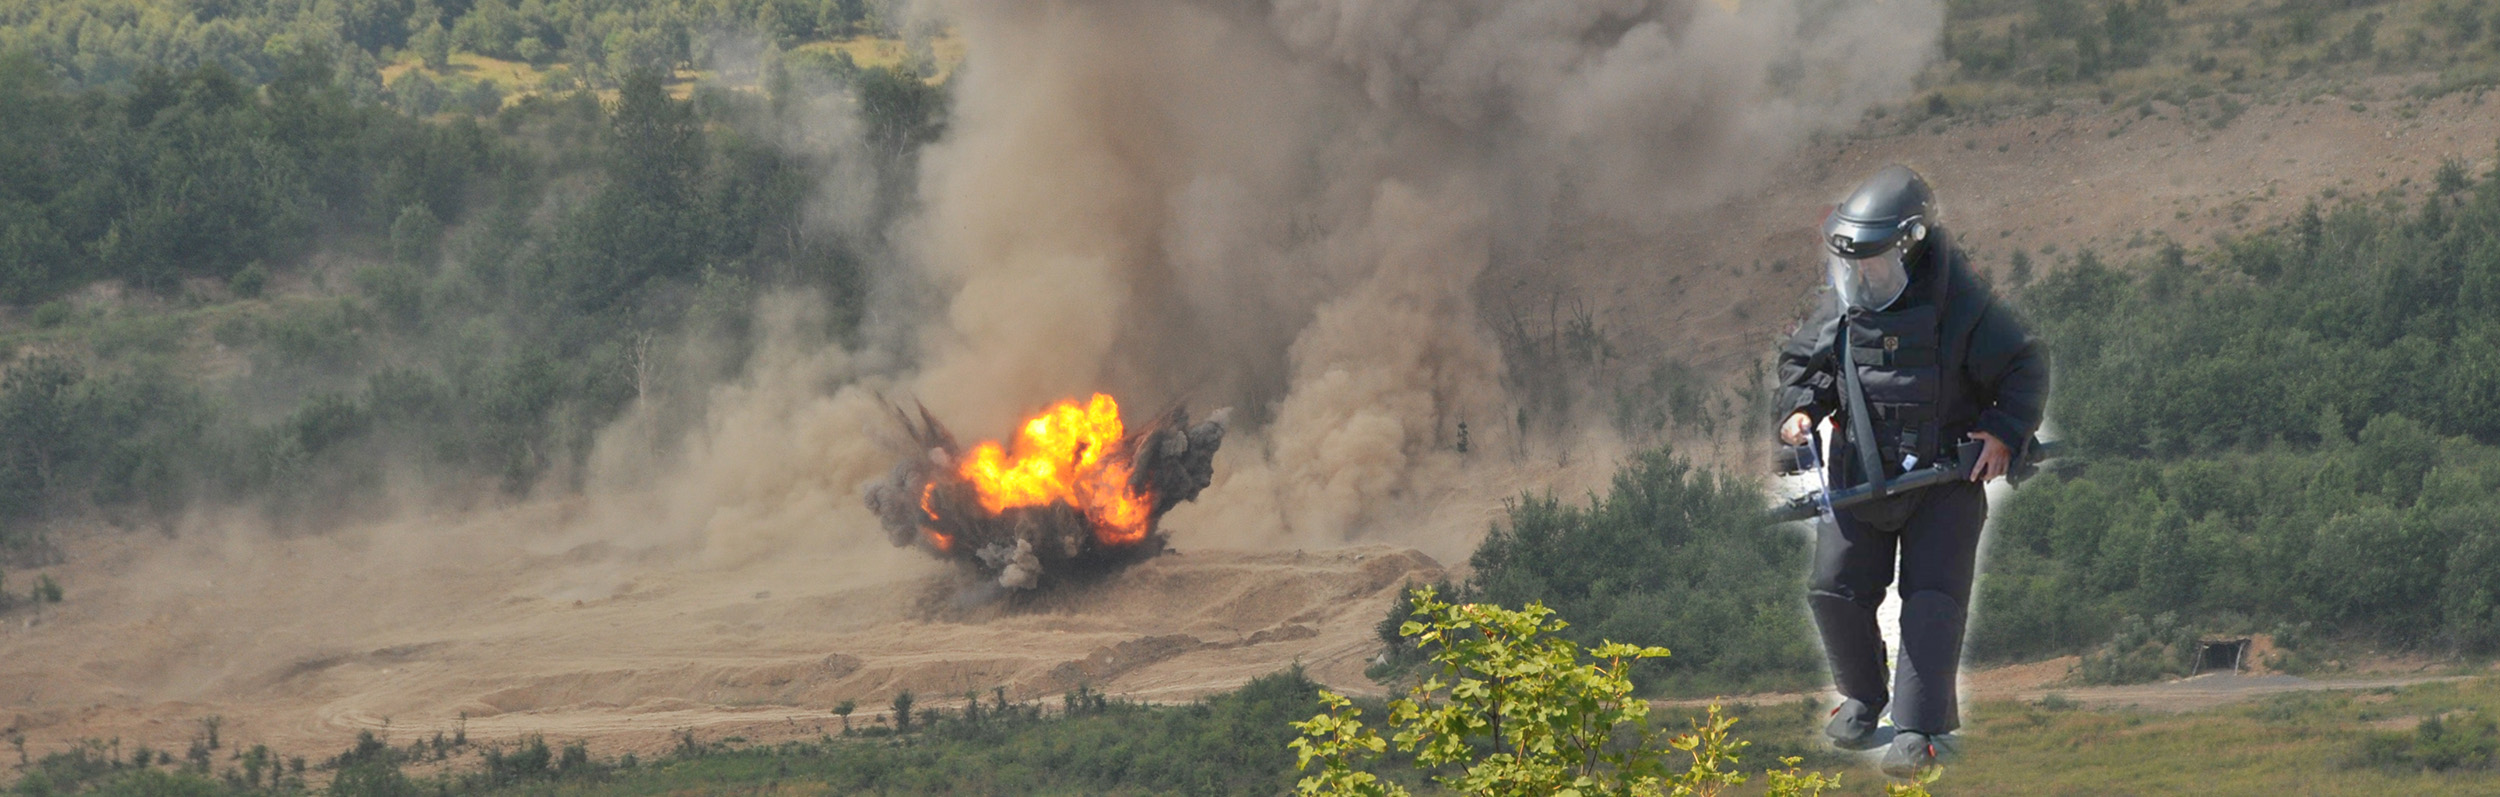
[956,393,1155,546]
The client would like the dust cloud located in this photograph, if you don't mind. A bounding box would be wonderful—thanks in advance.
[641,0,1942,560]
[111,0,1948,612]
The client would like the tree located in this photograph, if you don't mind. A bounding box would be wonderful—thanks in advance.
[1294,586,1885,796]
[891,690,915,733]
[609,70,703,207]
[834,699,856,733]
[413,23,452,71]
[552,67,710,313]
[856,65,947,165]
[0,356,87,521]
[389,203,443,267]
[391,70,445,116]
[2443,528,2500,653]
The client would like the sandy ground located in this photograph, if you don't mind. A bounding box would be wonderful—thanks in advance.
[6,74,2496,774]
[0,508,1447,762]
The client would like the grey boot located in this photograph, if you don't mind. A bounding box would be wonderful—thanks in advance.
[1880,731,1954,778]
[1823,698,1885,751]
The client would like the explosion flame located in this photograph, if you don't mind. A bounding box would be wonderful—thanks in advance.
[956,394,1153,547]
[866,394,1225,591]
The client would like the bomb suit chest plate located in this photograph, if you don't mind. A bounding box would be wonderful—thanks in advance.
[1841,303,1945,468]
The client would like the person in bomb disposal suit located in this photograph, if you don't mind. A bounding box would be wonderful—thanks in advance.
[1773,164,2049,777]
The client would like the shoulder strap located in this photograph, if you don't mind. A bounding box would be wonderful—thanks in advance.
[1838,317,1888,497]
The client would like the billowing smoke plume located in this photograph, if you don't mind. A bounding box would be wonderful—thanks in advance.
[608,0,1940,561]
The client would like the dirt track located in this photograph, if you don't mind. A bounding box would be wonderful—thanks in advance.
[1666,654,2477,716]
[2006,673,2478,713]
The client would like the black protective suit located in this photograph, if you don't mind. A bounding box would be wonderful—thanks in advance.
[1774,228,2048,735]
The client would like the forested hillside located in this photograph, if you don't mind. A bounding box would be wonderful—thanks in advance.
[0,35,944,550]
[1973,161,2500,672]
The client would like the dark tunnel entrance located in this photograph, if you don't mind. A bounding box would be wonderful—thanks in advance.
[2194,638,2250,675]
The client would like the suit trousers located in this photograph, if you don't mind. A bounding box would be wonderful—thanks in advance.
[1806,479,1988,734]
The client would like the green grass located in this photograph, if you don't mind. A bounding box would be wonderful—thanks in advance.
[372,31,965,107]
[21,674,2500,794]
[1925,679,2500,795]
[377,52,555,100]
[791,33,967,82]
[378,50,706,103]
[1630,677,2500,795]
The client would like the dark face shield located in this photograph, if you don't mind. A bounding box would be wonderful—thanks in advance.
[1827,247,1909,311]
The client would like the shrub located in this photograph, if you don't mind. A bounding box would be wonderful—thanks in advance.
[29,300,71,328]
[229,263,270,299]
[2073,613,2195,685]
[2352,712,2500,771]
[1296,586,1889,796]
[388,204,443,268]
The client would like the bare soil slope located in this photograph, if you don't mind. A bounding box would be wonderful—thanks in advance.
[1504,74,2500,382]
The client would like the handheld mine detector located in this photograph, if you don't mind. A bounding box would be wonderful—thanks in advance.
[1768,433,2064,524]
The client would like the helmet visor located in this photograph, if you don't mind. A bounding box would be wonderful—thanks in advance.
[1827,248,1909,311]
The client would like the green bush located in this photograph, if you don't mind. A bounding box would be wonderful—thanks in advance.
[29,301,72,328]
[228,264,270,299]
[1295,587,1877,796]
[2072,613,2195,685]
[386,205,443,268]
[2353,712,2500,772]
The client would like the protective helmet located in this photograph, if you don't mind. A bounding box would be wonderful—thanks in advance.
[1821,164,1933,311]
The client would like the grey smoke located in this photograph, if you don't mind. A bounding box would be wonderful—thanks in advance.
[592,0,1940,559]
